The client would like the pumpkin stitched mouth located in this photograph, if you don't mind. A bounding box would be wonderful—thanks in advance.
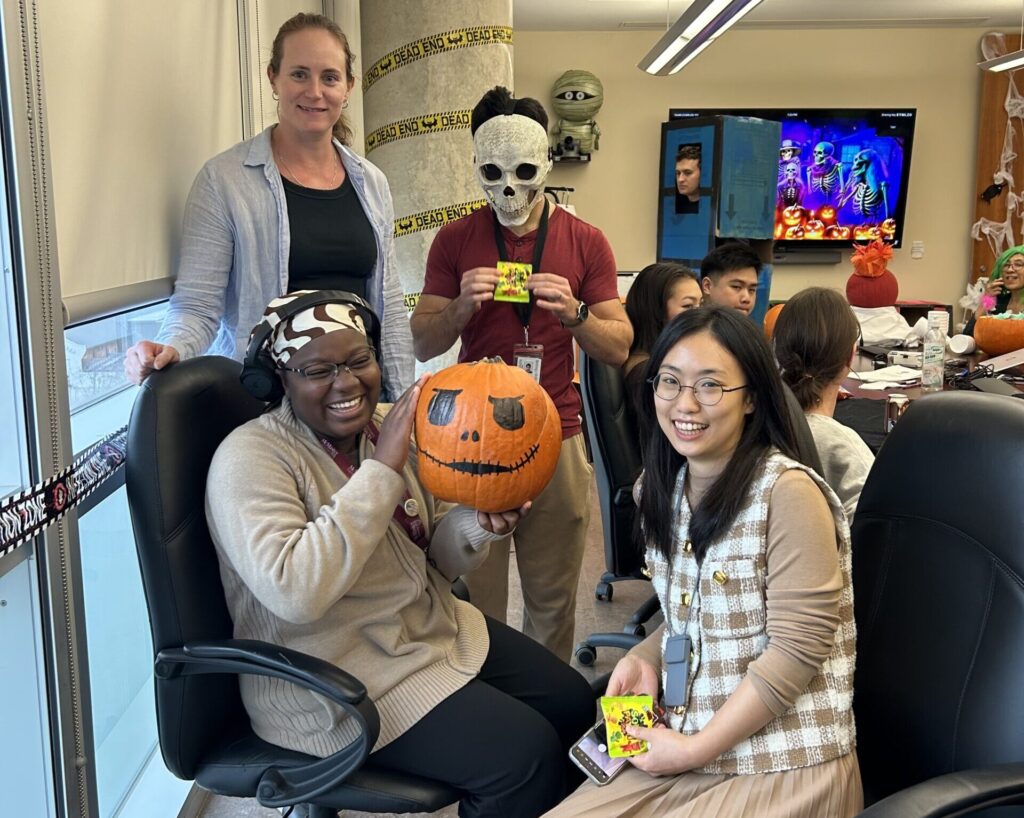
[421,443,540,475]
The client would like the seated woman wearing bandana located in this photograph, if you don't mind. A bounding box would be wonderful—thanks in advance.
[206,291,594,818]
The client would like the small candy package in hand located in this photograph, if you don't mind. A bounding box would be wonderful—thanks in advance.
[599,695,657,758]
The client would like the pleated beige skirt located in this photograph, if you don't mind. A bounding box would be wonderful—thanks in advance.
[544,751,862,818]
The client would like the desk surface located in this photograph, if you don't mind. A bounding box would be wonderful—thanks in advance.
[836,351,1022,451]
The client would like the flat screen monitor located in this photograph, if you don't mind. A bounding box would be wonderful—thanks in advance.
[668,108,916,250]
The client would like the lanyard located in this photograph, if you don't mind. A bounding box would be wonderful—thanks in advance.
[490,200,549,330]
[318,423,429,552]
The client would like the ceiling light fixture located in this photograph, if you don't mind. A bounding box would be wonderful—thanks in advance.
[638,0,763,76]
[978,0,1024,72]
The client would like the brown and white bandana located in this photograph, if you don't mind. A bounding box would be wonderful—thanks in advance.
[255,290,368,366]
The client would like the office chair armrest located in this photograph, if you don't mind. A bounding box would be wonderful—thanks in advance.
[857,763,1024,817]
[156,639,380,808]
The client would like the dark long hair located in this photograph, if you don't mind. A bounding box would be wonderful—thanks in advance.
[626,263,700,356]
[773,287,860,410]
[636,306,805,562]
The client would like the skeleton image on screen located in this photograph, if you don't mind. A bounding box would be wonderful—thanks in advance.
[840,148,889,220]
[807,141,844,203]
[777,161,805,208]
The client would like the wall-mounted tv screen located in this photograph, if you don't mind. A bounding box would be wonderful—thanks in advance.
[668,108,916,249]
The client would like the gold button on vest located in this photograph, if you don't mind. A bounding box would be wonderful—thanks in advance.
[712,570,729,585]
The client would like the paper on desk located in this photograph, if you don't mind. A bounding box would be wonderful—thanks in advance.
[849,365,922,384]
[857,381,907,391]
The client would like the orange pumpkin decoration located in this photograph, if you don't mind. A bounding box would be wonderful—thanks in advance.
[818,204,837,225]
[763,303,785,339]
[785,225,806,240]
[782,206,806,227]
[804,219,826,239]
[853,224,881,241]
[880,218,897,238]
[415,358,562,512]
[973,316,1024,357]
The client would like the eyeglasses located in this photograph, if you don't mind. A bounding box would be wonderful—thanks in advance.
[649,373,748,406]
[1006,260,1024,270]
[278,351,376,384]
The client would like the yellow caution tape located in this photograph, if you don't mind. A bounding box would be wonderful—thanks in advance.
[366,109,472,154]
[394,199,488,238]
[363,26,514,91]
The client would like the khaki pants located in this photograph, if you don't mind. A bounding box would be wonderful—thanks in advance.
[463,433,593,662]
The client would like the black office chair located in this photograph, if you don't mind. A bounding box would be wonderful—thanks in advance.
[126,356,460,817]
[574,351,822,666]
[852,392,1024,816]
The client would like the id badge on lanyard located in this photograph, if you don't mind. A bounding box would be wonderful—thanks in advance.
[492,205,548,385]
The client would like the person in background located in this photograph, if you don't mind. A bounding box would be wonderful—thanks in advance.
[124,13,413,400]
[624,263,702,437]
[965,244,1024,336]
[410,86,632,662]
[699,243,762,317]
[207,292,594,818]
[545,306,861,818]
[675,145,702,215]
[773,287,874,519]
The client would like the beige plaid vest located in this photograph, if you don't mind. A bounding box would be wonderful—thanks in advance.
[647,450,856,775]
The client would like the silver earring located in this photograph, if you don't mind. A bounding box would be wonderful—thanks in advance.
[272,91,279,101]
[342,100,349,110]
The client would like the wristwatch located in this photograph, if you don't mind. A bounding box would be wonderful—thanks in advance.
[561,300,589,329]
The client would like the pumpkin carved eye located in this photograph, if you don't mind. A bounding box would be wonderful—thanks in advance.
[427,388,462,426]
[488,395,525,430]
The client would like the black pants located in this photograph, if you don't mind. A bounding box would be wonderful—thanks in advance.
[368,616,595,818]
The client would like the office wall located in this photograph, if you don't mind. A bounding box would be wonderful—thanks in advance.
[514,27,990,307]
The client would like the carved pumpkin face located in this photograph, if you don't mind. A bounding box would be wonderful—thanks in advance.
[415,358,562,512]
[854,224,881,241]
[785,225,806,240]
[804,219,825,239]
[782,206,805,227]
[818,205,837,225]
[880,218,897,238]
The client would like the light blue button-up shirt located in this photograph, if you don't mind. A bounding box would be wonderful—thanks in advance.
[157,126,413,400]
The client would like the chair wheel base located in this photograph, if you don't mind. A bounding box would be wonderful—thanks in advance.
[624,624,646,638]
[595,582,613,602]
[575,642,597,666]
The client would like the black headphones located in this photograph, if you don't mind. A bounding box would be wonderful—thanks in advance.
[240,290,382,403]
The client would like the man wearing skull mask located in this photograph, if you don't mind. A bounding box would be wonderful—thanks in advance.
[412,86,632,661]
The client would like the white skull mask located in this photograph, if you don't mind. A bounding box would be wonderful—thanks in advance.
[473,114,552,227]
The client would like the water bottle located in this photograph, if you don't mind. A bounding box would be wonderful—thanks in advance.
[921,310,948,392]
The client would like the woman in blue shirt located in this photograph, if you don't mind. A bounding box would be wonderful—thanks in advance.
[124,13,413,399]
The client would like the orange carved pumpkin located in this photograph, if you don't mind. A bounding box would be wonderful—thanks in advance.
[818,204,837,225]
[804,219,826,239]
[973,316,1024,357]
[782,206,805,227]
[415,358,562,512]
[880,218,897,238]
[785,225,806,240]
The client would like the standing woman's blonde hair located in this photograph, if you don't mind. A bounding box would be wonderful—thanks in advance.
[268,13,356,145]
[773,288,860,411]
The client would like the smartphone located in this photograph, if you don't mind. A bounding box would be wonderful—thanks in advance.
[569,721,629,786]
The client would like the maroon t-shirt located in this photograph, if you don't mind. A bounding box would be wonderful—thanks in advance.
[423,205,619,438]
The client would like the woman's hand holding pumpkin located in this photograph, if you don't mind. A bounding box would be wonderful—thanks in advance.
[373,374,430,474]
[476,502,531,536]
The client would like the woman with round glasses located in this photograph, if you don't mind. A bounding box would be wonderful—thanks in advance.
[545,306,861,817]
[207,292,594,818]
[965,244,1024,335]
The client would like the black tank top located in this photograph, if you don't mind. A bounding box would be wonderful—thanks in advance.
[284,173,378,299]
